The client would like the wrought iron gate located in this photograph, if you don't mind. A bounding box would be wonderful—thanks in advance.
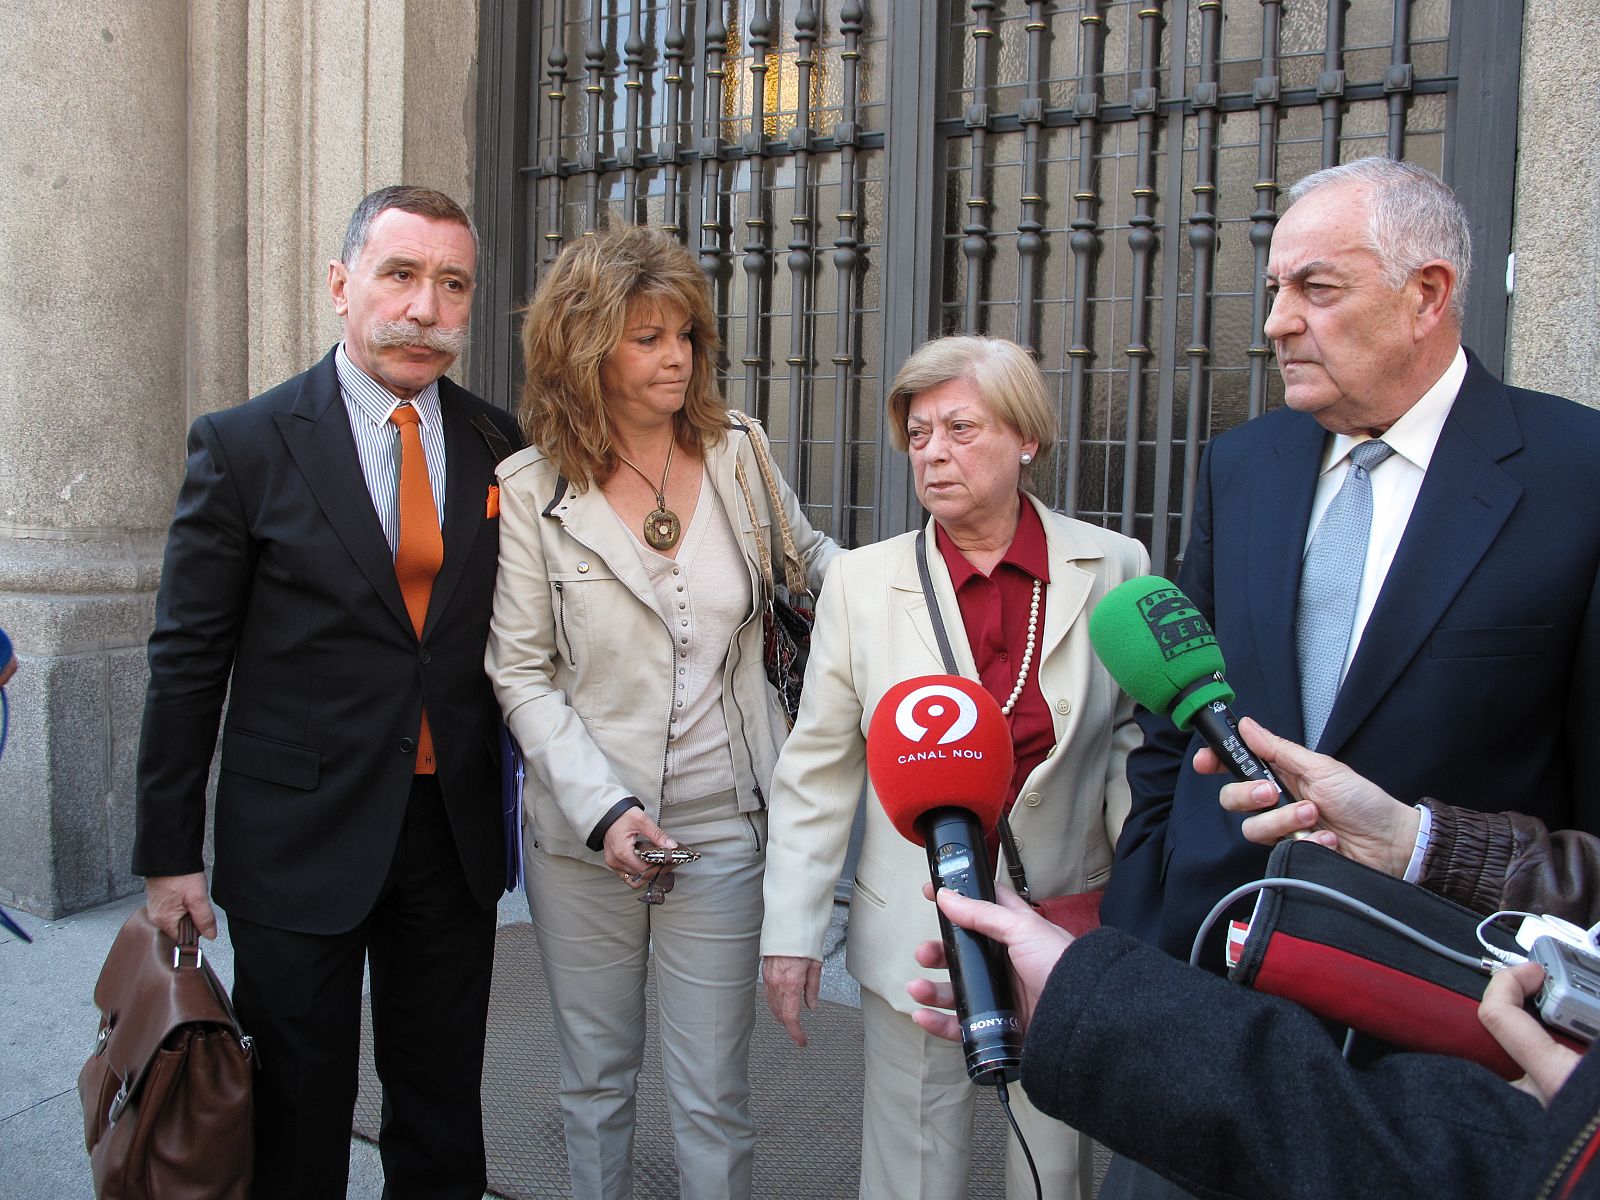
[474,0,1521,573]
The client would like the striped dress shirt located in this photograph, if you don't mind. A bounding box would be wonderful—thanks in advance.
[335,343,447,554]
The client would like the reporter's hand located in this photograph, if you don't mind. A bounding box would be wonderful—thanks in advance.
[601,807,678,888]
[1199,717,1419,876]
[762,955,821,1047]
[1480,962,1583,1105]
[144,873,218,941]
[907,884,1073,1042]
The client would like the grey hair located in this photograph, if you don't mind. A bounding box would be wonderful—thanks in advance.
[1287,157,1471,319]
[339,185,479,267]
[885,336,1059,481]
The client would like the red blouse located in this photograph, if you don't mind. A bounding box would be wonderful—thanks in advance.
[934,497,1053,822]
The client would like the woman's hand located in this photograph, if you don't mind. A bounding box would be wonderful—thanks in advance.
[601,807,678,889]
[1480,961,1583,1105]
[906,884,1073,1040]
[763,955,822,1047]
[1200,717,1419,876]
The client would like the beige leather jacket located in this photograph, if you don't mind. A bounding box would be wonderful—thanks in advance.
[487,415,840,863]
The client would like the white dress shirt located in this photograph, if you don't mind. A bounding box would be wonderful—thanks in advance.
[1303,347,1468,684]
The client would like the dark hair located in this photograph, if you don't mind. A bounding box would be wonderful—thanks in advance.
[340,185,478,266]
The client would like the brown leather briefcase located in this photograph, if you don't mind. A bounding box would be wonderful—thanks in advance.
[78,906,254,1199]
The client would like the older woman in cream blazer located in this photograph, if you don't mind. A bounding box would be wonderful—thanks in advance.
[760,336,1148,1200]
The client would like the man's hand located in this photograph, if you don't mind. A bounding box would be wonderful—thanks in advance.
[907,884,1074,1042]
[144,873,218,941]
[762,955,821,1046]
[1480,962,1583,1105]
[1198,717,1419,877]
[601,807,678,889]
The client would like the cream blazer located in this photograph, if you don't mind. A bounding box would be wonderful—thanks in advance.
[759,495,1149,1013]
[487,417,840,863]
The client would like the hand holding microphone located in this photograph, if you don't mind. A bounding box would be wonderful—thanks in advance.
[908,883,1074,1043]
[867,675,1022,1086]
[1088,577,1284,799]
[1203,716,1423,878]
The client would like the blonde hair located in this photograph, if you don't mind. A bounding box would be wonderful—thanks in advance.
[886,336,1058,468]
[519,225,726,485]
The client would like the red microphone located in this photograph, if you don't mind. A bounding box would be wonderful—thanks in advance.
[867,676,1021,1085]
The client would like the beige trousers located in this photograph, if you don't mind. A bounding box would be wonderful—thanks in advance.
[858,989,1089,1200]
[526,791,765,1200]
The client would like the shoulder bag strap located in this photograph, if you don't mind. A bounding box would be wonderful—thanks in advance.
[734,453,776,603]
[914,529,1033,901]
[730,410,809,599]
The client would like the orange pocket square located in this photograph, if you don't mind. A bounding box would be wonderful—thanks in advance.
[486,485,500,518]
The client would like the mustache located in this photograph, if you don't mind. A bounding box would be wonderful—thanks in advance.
[370,320,469,357]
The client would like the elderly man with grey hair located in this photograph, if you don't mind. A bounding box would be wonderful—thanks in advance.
[1097,157,1600,1196]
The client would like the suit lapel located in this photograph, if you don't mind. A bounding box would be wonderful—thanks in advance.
[1248,415,1326,740]
[1321,360,1523,754]
[893,521,978,676]
[426,383,489,637]
[274,351,414,637]
[1032,496,1097,666]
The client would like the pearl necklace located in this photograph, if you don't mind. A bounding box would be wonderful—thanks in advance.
[1001,578,1042,716]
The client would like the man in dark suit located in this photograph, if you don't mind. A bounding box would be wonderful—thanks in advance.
[1102,158,1600,971]
[132,185,522,1199]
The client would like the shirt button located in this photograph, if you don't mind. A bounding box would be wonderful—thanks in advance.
[400,737,416,754]
[680,650,688,659]
[1024,791,1042,807]
[672,567,681,576]
[678,601,687,610]
[680,619,689,627]
[577,561,590,573]
[1055,698,1071,715]
[680,637,689,645]
[998,650,1009,662]
[418,650,431,664]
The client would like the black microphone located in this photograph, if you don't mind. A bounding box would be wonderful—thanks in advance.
[867,675,1022,1085]
[1088,576,1283,796]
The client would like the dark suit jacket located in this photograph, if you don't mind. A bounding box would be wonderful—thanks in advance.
[1022,927,1598,1200]
[1102,352,1600,962]
[132,348,524,935]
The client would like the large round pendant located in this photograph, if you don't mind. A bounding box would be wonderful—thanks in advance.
[644,506,681,551]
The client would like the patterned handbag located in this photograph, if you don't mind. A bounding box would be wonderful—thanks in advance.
[731,411,814,726]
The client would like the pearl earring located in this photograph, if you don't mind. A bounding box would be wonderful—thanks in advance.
[1020,452,1034,465]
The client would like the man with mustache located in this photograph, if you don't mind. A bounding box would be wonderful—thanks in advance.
[132,185,522,1199]
[1097,157,1600,1196]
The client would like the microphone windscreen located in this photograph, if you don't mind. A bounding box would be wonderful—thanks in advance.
[1088,576,1234,730]
[867,675,1015,844]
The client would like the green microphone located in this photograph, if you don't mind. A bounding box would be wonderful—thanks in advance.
[1089,577,1282,793]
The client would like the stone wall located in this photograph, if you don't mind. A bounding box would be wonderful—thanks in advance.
[1505,0,1600,405]
[0,2,478,917]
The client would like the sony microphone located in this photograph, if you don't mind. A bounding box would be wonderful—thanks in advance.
[1088,577,1283,798]
[866,675,1021,1085]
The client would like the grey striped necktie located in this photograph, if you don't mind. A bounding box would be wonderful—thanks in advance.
[1296,439,1395,748]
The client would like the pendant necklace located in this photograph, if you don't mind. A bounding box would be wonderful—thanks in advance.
[616,438,681,551]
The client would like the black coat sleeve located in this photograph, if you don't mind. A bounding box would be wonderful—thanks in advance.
[1020,927,1541,1200]
[132,415,254,877]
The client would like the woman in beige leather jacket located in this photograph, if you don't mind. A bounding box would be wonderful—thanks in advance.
[486,226,838,1200]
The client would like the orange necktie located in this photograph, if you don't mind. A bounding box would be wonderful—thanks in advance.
[390,404,442,774]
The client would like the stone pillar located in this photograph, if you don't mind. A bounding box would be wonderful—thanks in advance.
[244,1,481,396]
[1507,0,1600,406]
[0,4,189,917]
[0,2,481,918]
